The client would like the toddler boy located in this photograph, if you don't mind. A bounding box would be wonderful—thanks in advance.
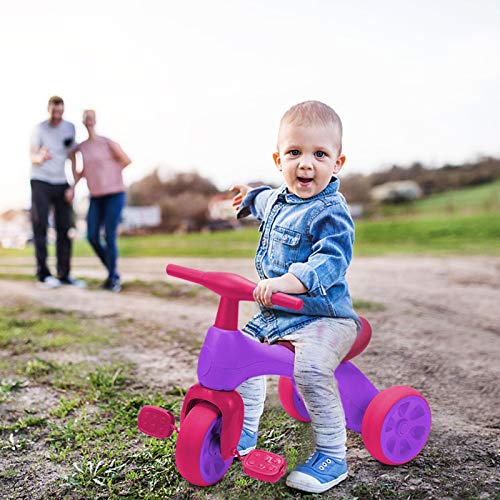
[232,100,359,494]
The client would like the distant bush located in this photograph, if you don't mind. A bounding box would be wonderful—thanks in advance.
[128,169,219,232]
[342,157,500,203]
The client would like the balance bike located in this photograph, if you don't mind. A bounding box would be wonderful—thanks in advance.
[138,264,431,486]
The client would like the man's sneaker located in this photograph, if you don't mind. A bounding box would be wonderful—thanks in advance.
[237,428,258,456]
[38,276,61,289]
[59,276,87,289]
[103,278,121,293]
[101,277,112,289]
[286,451,348,494]
[102,277,121,293]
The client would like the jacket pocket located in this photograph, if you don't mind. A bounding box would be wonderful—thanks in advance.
[269,226,301,269]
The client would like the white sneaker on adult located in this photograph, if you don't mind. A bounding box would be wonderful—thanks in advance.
[60,276,87,289]
[38,276,61,289]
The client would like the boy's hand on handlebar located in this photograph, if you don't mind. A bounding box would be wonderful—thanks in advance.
[254,274,307,308]
[254,278,283,307]
[230,184,251,211]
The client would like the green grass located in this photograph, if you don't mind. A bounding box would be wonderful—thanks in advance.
[0,229,260,259]
[0,378,29,403]
[354,212,500,255]
[352,298,385,312]
[0,306,110,355]
[354,181,500,255]
[117,229,259,258]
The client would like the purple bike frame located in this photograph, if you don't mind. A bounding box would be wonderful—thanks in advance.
[197,325,379,433]
[198,326,294,389]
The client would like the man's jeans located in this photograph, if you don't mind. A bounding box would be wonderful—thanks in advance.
[86,192,126,282]
[30,180,72,281]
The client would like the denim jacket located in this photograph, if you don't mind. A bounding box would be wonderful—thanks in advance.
[237,177,359,343]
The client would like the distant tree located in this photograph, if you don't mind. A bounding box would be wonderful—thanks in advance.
[161,171,219,197]
[340,174,372,204]
[159,192,212,232]
[369,158,499,194]
[127,170,164,206]
[127,169,220,232]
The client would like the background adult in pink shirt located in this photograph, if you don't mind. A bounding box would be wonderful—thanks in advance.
[69,110,131,292]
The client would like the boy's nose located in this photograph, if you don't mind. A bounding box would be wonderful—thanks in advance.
[298,156,313,169]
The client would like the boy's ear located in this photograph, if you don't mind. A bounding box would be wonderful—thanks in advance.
[332,154,346,174]
[273,152,282,171]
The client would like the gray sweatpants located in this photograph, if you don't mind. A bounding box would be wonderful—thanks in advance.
[238,317,357,459]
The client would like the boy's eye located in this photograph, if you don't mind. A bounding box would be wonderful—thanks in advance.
[288,149,300,156]
[315,151,327,158]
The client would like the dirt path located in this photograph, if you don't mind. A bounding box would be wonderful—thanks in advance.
[1,255,499,497]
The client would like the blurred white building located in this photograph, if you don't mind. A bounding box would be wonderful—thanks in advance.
[370,181,423,203]
[120,206,161,231]
[0,209,32,249]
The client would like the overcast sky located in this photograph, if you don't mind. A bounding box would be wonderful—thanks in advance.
[1,0,499,212]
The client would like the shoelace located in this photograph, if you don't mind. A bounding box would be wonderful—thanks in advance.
[305,453,335,471]
[317,457,333,471]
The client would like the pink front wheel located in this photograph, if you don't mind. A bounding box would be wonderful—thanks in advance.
[362,386,432,465]
[175,402,233,486]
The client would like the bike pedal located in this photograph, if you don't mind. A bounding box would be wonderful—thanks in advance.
[138,405,176,439]
[241,449,287,482]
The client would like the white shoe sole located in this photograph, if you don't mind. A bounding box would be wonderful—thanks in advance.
[37,281,61,290]
[286,470,348,493]
[61,281,87,289]
[237,445,256,456]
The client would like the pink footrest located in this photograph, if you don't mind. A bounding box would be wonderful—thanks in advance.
[241,449,287,482]
[138,405,176,439]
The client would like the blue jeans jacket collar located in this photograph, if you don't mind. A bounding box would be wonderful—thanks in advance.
[278,176,340,205]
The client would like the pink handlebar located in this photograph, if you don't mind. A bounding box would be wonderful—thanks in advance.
[166,264,303,311]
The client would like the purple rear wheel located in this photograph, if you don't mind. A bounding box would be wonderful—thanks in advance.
[362,386,431,465]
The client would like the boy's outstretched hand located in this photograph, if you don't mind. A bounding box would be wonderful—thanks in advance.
[230,184,251,211]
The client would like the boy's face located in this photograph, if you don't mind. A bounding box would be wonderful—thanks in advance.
[273,123,345,199]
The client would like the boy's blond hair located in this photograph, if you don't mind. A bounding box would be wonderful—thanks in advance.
[279,100,343,153]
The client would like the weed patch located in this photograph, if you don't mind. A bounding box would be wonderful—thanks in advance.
[0,306,110,355]
[353,298,385,312]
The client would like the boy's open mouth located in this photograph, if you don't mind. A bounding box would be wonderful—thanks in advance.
[297,177,313,184]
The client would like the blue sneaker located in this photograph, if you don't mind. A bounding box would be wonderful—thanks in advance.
[286,451,348,493]
[237,428,258,456]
